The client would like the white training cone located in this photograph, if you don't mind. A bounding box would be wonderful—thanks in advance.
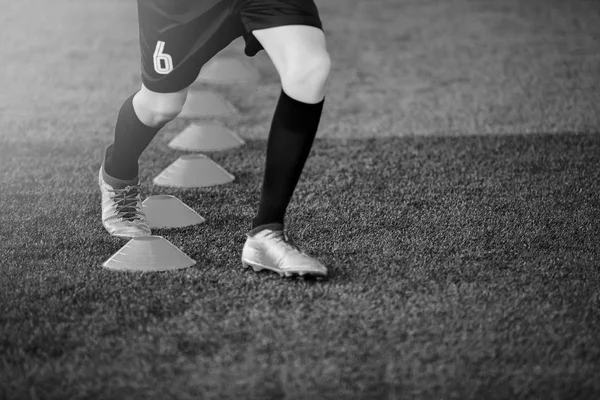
[142,195,205,229]
[153,154,235,188]
[223,37,246,54]
[102,236,196,272]
[168,122,245,152]
[179,89,237,118]
[196,56,259,84]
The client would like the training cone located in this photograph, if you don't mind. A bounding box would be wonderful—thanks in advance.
[196,56,259,84]
[179,89,237,118]
[153,154,235,188]
[102,236,196,272]
[223,37,246,53]
[142,195,205,229]
[168,122,245,152]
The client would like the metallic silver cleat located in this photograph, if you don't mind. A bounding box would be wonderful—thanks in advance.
[242,224,328,279]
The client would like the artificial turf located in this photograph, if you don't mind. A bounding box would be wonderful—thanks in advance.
[1,0,600,398]
[1,133,599,399]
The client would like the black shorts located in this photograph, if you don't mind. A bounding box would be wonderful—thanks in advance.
[137,0,324,93]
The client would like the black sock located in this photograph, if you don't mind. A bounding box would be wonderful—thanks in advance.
[252,89,325,230]
[104,93,162,180]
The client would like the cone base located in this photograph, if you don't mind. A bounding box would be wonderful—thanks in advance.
[103,236,196,272]
[179,90,237,118]
[168,122,245,152]
[153,154,235,188]
[142,195,205,229]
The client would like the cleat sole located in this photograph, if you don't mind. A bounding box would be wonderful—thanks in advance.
[242,260,327,280]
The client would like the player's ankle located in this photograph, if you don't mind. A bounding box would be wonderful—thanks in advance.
[103,158,139,186]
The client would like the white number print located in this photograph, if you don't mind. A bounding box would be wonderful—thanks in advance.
[153,41,173,75]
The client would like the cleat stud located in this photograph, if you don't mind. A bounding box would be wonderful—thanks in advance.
[243,262,262,272]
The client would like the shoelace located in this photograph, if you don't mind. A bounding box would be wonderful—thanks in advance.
[111,185,143,221]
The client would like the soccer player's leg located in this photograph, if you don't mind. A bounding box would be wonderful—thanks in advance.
[99,85,188,238]
[252,25,331,104]
[99,0,241,239]
[240,16,332,278]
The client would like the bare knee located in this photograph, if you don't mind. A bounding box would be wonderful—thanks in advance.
[133,85,189,127]
[281,52,331,103]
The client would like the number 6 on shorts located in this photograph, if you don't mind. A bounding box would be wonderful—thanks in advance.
[153,41,173,74]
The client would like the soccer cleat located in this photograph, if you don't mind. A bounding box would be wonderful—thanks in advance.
[98,165,151,238]
[241,223,328,279]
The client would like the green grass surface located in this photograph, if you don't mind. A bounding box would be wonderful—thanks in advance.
[1,0,600,399]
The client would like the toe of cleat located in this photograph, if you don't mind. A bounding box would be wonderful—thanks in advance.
[109,227,152,239]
